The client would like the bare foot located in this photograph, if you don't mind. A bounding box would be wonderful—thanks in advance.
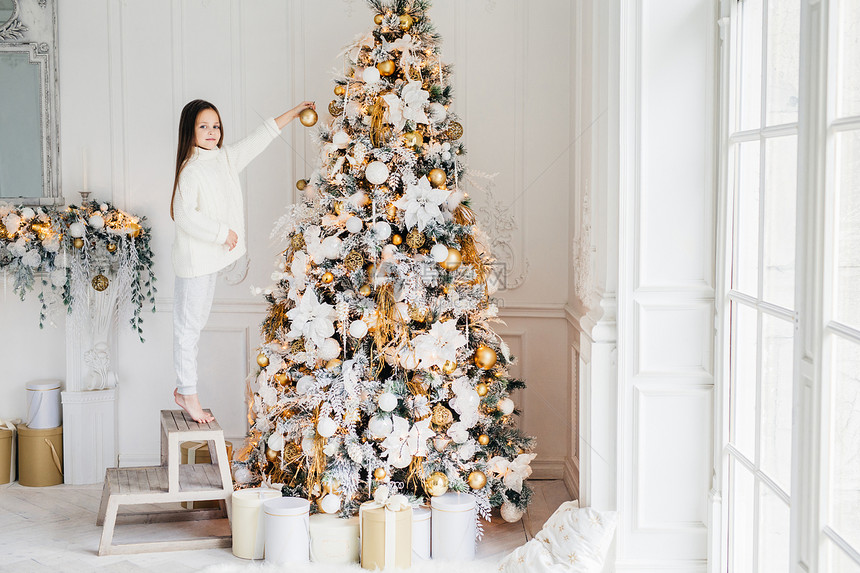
[174,389,215,423]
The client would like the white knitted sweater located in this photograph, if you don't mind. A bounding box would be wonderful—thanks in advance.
[172,117,281,278]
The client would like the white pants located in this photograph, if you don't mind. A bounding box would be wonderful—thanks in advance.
[173,273,217,395]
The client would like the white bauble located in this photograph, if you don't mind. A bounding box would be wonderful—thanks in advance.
[445,190,465,211]
[346,216,363,234]
[373,220,391,240]
[301,435,315,455]
[349,320,368,338]
[317,417,338,438]
[88,214,105,229]
[369,416,393,438]
[430,243,450,263]
[400,350,418,370]
[381,244,397,260]
[442,151,452,161]
[20,207,35,220]
[498,397,515,415]
[394,302,410,322]
[428,102,447,123]
[296,375,315,394]
[461,391,480,409]
[501,501,525,523]
[318,337,341,360]
[320,494,341,514]
[68,222,85,238]
[233,467,253,485]
[322,235,342,259]
[363,66,381,83]
[365,161,390,185]
[267,433,285,452]
[377,392,398,412]
[332,130,350,149]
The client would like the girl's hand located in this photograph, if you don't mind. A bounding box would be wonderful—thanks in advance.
[276,102,316,129]
[224,229,238,251]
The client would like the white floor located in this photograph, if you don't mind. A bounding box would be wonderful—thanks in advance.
[0,479,572,572]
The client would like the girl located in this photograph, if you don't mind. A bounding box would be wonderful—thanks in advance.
[170,98,315,423]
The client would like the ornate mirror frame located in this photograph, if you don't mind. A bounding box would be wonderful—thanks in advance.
[0,0,61,205]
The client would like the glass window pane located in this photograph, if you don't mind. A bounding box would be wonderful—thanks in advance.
[835,130,860,330]
[836,0,860,117]
[830,337,860,551]
[760,314,794,491]
[765,0,800,125]
[758,483,791,572]
[735,142,761,296]
[739,0,764,131]
[824,537,860,573]
[732,302,758,458]
[729,458,756,573]
[762,135,797,309]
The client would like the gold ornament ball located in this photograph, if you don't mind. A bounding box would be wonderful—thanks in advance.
[73,237,84,249]
[296,179,308,190]
[468,470,487,490]
[265,448,279,462]
[406,228,426,249]
[299,108,318,127]
[290,338,306,354]
[391,233,403,246]
[374,13,384,25]
[403,131,423,147]
[326,358,342,370]
[431,404,454,429]
[91,274,109,292]
[275,372,289,386]
[373,467,387,480]
[128,222,142,237]
[474,345,498,370]
[291,233,306,250]
[107,243,117,253]
[476,383,489,397]
[442,360,457,375]
[478,434,490,446]
[425,472,449,497]
[439,247,462,271]
[257,353,270,368]
[447,121,464,140]
[428,168,447,188]
[359,284,372,297]
[399,14,413,31]
[377,60,396,76]
[344,250,365,271]
[328,100,343,116]
[334,84,346,96]
[385,203,398,221]
[321,271,334,284]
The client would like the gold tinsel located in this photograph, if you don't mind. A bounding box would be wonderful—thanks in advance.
[406,455,426,492]
[305,407,328,498]
[262,302,290,343]
[453,204,477,226]
[459,234,489,285]
[373,283,398,353]
[369,98,389,147]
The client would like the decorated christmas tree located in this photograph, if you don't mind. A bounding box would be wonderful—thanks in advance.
[235,0,536,525]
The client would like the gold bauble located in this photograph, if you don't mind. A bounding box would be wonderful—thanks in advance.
[374,13,384,25]
[428,168,447,188]
[128,222,142,237]
[468,470,487,490]
[373,467,387,480]
[31,223,48,241]
[377,60,396,76]
[442,360,457,375]
[344,250,365,271]
[406,228,426,249]
[275,372,289,386]
[478,434,490,446]
[399,14,413,31]
[299,108,318,127]
[321,271,334,284]
[439,247,462,271]
[265,448,279,462]
[431,404,453,430]
[425,472,448,497]
[391,234,403,246]
[107,243,117,253]
[333,201,345,215]
[474,345,498,370]
[359,284,372,297]
[476,383,489,397]
[296,179,308,190]
[403,130,423,148]
[408,305,428,322]
[329,100,343,116]
[385,203,398,221]
[334,84,346,96]
[91,274,109,292]
[291,233,306,250]
[290,338,306,354]
[73,238,84,249]
[257,353,270,368]
[326,358,342,370]
[447,121,464,140]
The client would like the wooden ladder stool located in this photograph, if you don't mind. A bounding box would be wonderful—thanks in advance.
[96,410,234,555]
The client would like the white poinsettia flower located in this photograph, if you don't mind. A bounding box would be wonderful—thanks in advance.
[374,484,391,504]
[381,415,413,468]
[394,176,450,231]
[411,319,467,369]
[289,250,309,291]
[287,288,336,347]
[382,93,406,132]
[303,225,326,264]
[447,422,469,444]
[486,453,536,493]
[400,80,430,124]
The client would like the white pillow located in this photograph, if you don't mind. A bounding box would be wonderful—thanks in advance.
[498,502,617,573]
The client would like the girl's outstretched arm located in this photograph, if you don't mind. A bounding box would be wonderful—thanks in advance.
[275,101,316,129]
[224,101,317,173]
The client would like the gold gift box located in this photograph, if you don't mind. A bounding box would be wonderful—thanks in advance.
[17,424,63,487]
[360,503,412,570]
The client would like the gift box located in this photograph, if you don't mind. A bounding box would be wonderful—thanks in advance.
[231,487,282,559]
[0,419,19,484]
[263,497,310,565]
[180,440,233,509]
[17,424,63,487]
[309,513,360,564]
[412,505,431,561]
[360,501,412,570]
[431,492,476,560]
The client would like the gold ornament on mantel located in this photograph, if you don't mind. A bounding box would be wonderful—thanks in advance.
[391,233,403,246]
[377,60,396,76]
[321,272,335,284]
[428,168,447,188]
[406,228,426,249]
[91,274,109,292]
[385,202,398,221]
[431,404,454,430]
[291,233,306,250]
[403,131,423,148]
[299,108,318,127]
[468,470,487,490]
[425,471,448,497]
[257,353,270,368]
[442,360,457,375]
[274,372,289,386]
[359,284,372,297]
[447,121,464,140]
[476,382,489,397]
[344,250,365,271]
[290,338,306,354]
[474,345,498,370]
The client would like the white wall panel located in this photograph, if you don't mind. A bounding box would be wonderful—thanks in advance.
[637,302,713,375]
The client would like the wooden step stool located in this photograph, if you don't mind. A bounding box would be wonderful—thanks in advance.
[96,410,234,555]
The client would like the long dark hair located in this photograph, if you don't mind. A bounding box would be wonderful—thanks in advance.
[170,99,223,219]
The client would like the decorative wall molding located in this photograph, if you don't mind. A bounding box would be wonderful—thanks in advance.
[475,184,530,290]
[572,181,595,306]
[219,253,250,285]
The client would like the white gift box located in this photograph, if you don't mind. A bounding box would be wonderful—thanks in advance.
[412,505,431,561]
[231,487,282,559]
[26,380,62,429]
[431,492,477,560]
[263,497,310,565]
[309,513,360,564]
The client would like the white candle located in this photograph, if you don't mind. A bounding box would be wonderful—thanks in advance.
[431,491,476,560]
[232,487,281,559]
[81,148,88,192]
